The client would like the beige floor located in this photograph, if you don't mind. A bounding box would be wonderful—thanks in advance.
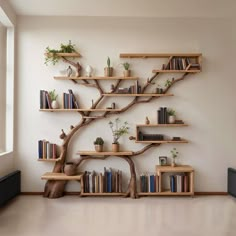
[0,195,236,236]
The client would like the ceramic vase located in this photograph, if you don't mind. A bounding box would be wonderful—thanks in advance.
[51,100,59,109]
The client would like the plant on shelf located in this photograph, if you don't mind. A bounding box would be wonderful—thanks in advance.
[93,137,104,152]
[167,108,176,124]
[49,89,59,109]
[44,40,77,65]
[122,62,131,77]
[108,118,129,152]
[104,56,113,77]
[170,147,179,167]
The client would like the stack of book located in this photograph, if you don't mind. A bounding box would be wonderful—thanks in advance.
[40,90,51,109]
[138,131,164,141]
[63,89,79,109]
[83,168,122,193]
[169,174,189,192]
[38,140,57,159]
[140,173,159,193]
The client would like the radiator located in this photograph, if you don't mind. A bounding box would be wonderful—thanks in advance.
[0,170,21,206]
[228,168,236,198]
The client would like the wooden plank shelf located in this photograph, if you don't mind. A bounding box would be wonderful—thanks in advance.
[156,165,194,173]
[81,193,126,196]
[45,52,81,57]
[135,139,188,144]
[77,151,133,156]
[41,172,83,181]
[152,70,200,73]
[102,93,173,97]
[39,108,122,112]
[54,76,138,80]
[138,191,193,196]
[136,124,188,127]
[38,158,61,162]
[120,53,202,58]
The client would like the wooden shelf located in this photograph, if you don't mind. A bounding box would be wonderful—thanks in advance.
[136,124,188,127]
[45,52,81,57]
[54,76,138,80]
[135,139,188,144]
[102,93,173,97]
[41,172,83,181]
[77,151,133,156]
[138,191,194,196]
[38,158,61,162]
[156,165,194,173]
[120,53,202,58]
[152,69,200,73]
[81,192,126,196]
[39,108,122,112]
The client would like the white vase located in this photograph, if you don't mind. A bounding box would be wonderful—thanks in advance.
[85,65,93,77]
[51,100,59,109]
[168,115,175,124]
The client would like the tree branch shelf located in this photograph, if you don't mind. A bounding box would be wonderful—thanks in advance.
[135,139,188,144]
[39,108,122,112]
[120,53,202,58]
[45,52,81,57]
[102,93,174,97]
[77,151,133,156]
[54,76,138,80]
[41,172,83,181]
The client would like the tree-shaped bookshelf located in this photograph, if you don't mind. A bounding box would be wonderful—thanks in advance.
[41,51,202,198]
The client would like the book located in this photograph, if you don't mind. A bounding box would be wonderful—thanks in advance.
[38,140,43,159]
[99,173,103,193]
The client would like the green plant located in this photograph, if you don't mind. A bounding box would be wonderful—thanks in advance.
[107,57,111,68]
[49,89,58,101]
[170,148,178,160]
[108,118,129,144]
[44,40,77,65]
[94,137,104,145]
[165,79,172,87]
[122,62,130,70]
[167,108,176,116]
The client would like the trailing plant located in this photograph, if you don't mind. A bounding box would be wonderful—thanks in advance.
[167,108,176,116]
[94,137,104,145]
[108,118,129,144]
[122,62,130,70]
[44,40,77,65]
[170,148,178,160]
[49,89,58,101]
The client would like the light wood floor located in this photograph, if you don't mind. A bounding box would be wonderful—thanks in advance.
[0,195,236,236]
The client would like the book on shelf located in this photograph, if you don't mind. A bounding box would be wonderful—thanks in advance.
[139,173,159,193]
[63,89,79,109]
[38,139,57,159]
[169,173,189,193]
[157,107,168,124]
[40,90,51,109]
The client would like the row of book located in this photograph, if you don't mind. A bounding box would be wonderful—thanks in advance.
[63,89,79,109]
[38,140,57,159]
[169,174,189,192]
[115,81,141,94]
[140,173,160,192]
[83,168,123,193]
[138,131,164,141]
[40,90,51,109]
[162,57,200,71]
[157,107,169,124]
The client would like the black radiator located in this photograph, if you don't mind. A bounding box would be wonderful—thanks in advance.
[0,170,21,206]
[228,168,236,198]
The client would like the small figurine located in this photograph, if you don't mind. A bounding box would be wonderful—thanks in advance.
[67,66,73,77]
[145,117,150,125]
[85,65,93,77]
[110,84,115,92]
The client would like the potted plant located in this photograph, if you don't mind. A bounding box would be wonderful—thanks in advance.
[93,137,104,152]
[167,108,176,124]
[49,89,59,109]
[104,57,113,77]
[122,62,131,77]
[170,148,179,167]
[108,118,129,152]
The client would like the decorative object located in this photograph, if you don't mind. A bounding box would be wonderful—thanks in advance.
[145,117,150,125]
[170,147,178,167]
[85,65,93,77]
[108,118,129,152]
[104,57,113,77]
[122,62,131,77]
[67,66,73,77]
[159,156,167,166]
[167,108,176,124]
[49,89,59,109]
[93,137,104,152]
[165,79,172,87]
[63,162,77,176]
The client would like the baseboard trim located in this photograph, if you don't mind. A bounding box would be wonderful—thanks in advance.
[20,191,228,196]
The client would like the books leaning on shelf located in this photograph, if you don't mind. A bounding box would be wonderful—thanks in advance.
[169,174,189,193]
[140,173,159,193]
[83,168,123,193]
[63,89,79,109]
[40,90,52,109]
[38,140,57,159]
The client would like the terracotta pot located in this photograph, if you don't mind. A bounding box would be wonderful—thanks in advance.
[112,143,119,152]
[104,67,113,77]
[123,70,131,77]
[171,159,176,167]
[64,162,77,176]
[94,144,103,152]
[168,115,176,124]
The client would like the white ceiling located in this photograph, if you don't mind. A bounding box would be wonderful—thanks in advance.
[7,0,236,18]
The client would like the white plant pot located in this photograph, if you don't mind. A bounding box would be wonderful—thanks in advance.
[168,115,175,124]
[51,100,59,109]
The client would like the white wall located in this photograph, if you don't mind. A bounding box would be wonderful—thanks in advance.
[15,16,235,192]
